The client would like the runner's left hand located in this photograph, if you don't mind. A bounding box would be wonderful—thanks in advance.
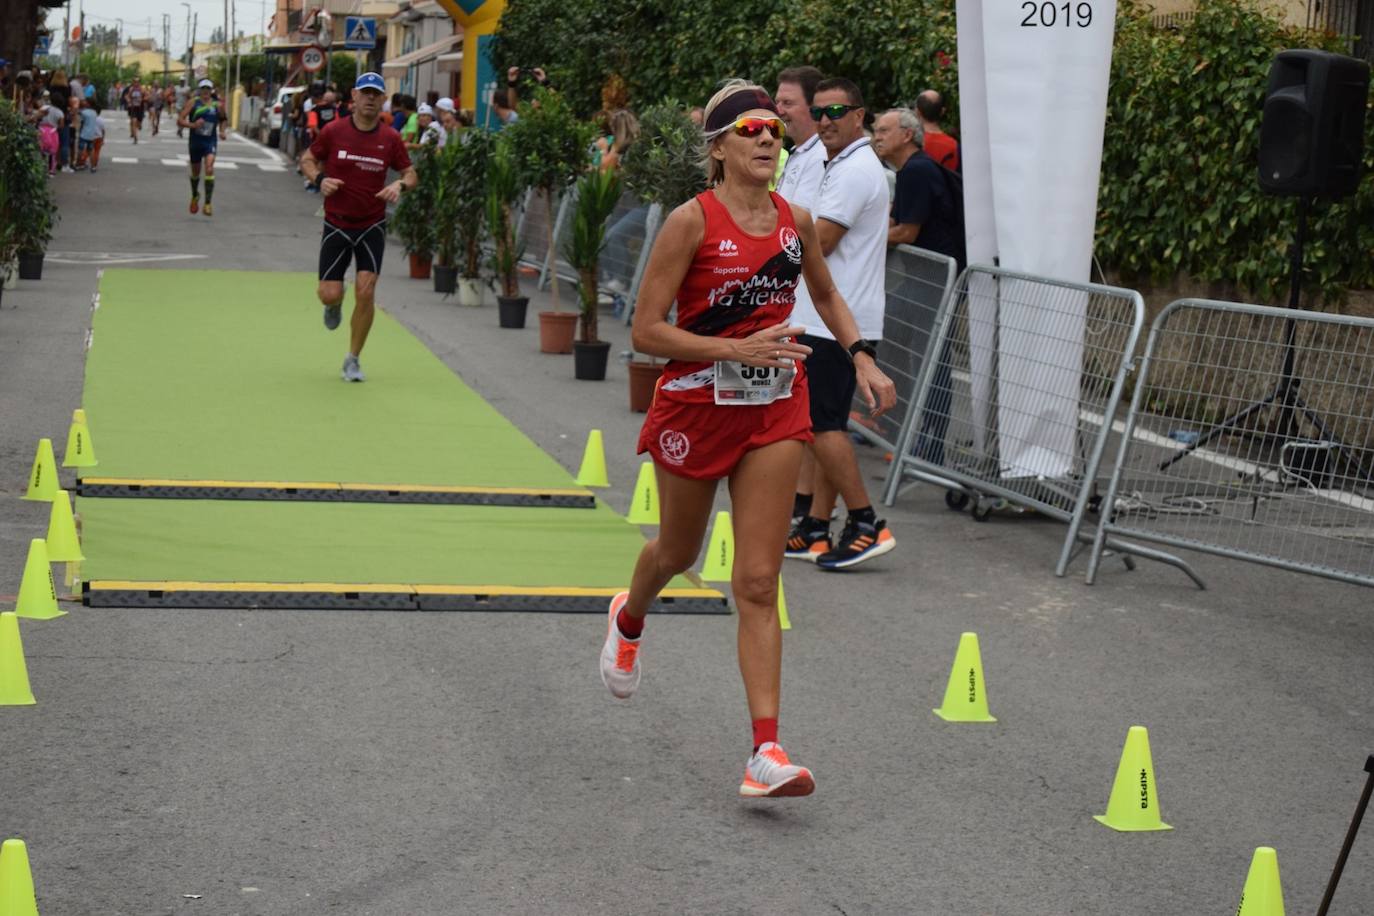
[375,181,403,203]
[854,354,897,417]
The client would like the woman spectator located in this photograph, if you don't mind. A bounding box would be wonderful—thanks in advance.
[47,70,72,171]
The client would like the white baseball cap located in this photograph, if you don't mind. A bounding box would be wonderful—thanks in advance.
[435,97,455,112]
[416,102,434,116]
[197,78,214,89]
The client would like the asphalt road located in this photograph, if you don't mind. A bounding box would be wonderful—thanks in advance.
[1,113,1371,915]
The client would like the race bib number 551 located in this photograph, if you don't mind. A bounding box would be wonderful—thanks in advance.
[713,360,795,405]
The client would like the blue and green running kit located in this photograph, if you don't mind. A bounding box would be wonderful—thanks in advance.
[188,100,222,163]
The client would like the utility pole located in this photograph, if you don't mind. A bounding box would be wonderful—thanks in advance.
[115,18,122,67]
[223,0,229,87]
[163,15,171,84]
[63,0,71,68]
[76,6,85,72]
[191,12,198,80]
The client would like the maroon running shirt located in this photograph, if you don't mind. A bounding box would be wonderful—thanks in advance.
[310,115,411,229]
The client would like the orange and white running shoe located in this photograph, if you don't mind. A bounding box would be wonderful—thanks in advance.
[739,742,815,798]
[599,591,641,699]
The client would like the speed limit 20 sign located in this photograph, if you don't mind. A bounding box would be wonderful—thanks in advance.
[300,45,327,73]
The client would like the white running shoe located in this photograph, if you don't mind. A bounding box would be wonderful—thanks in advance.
[739,742,815,798]
[599,591,641,699]
[341,354,366,382]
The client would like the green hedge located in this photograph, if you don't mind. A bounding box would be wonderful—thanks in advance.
[494,0,1373,301]
[1099,0,1373,304]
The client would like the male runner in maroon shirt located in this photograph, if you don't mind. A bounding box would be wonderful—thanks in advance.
[299,72,417,382]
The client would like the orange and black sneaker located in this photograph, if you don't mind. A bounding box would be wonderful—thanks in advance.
[784,520,830,563]
[816,518,895,571]
[189,195,199,214]
[740,742,815,798]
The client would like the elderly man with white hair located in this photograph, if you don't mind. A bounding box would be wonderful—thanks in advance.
[871,107,960,261]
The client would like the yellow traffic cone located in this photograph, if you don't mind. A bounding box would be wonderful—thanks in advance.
[22,439,59,502]
[777,573,791,631]
[1235,847,1285,916]
[0,837,40,915]
[574,429,610,488]
[626,462,659,524]
[1094,726,1173,831]
[933,632,997,722]
[62,409,97,468]
[700,511,734,582]
[15,540,64,621]
[45,491,84,564]
[0,614,37,706]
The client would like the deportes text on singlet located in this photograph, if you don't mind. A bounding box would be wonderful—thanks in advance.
[659,190,806,406]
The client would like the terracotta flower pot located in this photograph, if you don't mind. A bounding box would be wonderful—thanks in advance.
[538,311,578,354]
[408,253,431,279]
[627,360,664,412]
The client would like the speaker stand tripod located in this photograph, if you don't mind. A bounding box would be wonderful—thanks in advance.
[1158,196,1372,483]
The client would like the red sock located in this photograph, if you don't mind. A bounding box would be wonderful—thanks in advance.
[616,607,644,639]
[752,717,778,751]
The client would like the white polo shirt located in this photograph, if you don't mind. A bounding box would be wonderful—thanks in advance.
[788,135,889,341]
[776,132,825,210]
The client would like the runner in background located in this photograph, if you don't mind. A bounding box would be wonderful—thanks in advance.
[600,79,895,799]
[178,79,228,216]
[298,72,417,383]
[126,77,145,144]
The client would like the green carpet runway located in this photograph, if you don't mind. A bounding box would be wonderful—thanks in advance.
[77,270,725,613]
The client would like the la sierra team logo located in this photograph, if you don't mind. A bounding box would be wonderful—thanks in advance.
[659,429,690,465]
[780,226,802,264]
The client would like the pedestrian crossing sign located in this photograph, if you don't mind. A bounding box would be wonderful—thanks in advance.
[344,17,376,50]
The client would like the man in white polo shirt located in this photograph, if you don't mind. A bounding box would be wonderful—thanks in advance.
[774,65,829,527]
[785,77,897,571]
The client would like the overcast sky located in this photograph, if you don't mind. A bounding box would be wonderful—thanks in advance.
[50,0,275,60]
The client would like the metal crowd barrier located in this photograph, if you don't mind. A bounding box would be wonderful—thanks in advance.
[884,264,1199,582]
[514,189,560,289]
[848,245,958,469]
[1086,298,1374,588]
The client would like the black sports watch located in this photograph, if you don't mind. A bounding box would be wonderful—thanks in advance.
[848,339,878,362]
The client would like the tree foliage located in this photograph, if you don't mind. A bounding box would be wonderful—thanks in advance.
[494,0,1373,301]
[1098,0,1374,304]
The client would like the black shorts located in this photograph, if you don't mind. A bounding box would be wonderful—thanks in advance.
[319,220,386,282]
[800,334,857,433]
[128,107,143,122]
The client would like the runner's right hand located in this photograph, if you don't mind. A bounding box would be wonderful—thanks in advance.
[730,322,812,369]
[320,178,344,197]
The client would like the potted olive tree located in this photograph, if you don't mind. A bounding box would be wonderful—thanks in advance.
[451,128,493,307]
[565,167,623,380]
[503,89,595,352]
[393,145,438,279]
[619,102,706,409]
[486,132,529,328]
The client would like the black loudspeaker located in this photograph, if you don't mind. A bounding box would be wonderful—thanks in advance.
[1258,49,1370,197]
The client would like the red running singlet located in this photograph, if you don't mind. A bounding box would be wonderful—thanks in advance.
[637,190,813,480]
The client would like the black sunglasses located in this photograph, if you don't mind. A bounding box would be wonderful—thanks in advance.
[809,103,861,122]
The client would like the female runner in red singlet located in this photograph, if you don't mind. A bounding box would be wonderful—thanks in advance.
[598,80,896,798]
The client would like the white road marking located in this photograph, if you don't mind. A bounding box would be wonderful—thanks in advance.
[110,157,139,163]
[46,251,208,265]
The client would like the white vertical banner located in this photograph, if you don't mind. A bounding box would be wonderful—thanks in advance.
[955,0,998,457]
[958,0,1117,478]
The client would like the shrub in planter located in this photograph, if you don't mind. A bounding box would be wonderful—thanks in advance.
[487,132,530,327]
[393,145,439,278]
[0,101,58,278]
[504,88,596,315]
[565,167,622,379]
[450,129,494,304]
